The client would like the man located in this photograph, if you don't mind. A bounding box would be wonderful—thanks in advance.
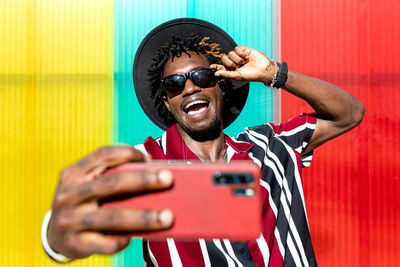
[42,18,364,266]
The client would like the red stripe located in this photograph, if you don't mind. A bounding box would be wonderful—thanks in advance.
[148,241,173,267]
[260,187,277,247]
[269,113,316,134]
[175,241,206,267]
[268,236,284,267]
[143,136,167,160]
[247,241,266,267]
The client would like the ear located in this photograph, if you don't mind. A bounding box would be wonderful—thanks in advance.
[163,95,171,112]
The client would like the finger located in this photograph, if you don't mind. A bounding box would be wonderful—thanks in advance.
[228,51,246,66]
[210,64,226,71]
[60,146,147,185]
[75,232,131,256]
[221,55,238,69]
[55,169,173,207]
[64,208,174,232]
[215,70,245,81]
[234,46,252,58]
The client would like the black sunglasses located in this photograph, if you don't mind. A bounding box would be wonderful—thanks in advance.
[161,68,218,94]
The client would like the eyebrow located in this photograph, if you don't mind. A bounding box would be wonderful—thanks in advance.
[192,67,206,71]
[164,67,209,78]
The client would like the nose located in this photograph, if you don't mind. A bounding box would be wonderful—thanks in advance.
[181,78,201,96]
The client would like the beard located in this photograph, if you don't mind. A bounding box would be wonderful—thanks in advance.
[178,114,223,142]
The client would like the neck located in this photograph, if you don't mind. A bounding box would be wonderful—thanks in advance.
[177,125,226,162]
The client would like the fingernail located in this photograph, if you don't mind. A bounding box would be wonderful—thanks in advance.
[158,209,174,226]
[157,170,173,186]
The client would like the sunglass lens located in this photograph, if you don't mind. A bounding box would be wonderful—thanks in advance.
[163,75,186,93]
[192,69,217,88]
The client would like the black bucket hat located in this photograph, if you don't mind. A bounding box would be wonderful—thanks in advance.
[133,18,249,130]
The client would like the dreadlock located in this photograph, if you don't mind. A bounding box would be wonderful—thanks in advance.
[148,34,233,127]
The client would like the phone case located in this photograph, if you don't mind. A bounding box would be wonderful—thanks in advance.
[101,161,261,241]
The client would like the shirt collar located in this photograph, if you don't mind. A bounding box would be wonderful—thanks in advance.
[164,124,253,161]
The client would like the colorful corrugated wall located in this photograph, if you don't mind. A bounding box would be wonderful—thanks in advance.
[281,0,400,266]
[1,0,399,266]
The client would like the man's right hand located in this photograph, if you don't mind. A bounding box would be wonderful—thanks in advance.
[47,146,174,259]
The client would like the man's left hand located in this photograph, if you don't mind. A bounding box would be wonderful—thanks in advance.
[211,46,275,84]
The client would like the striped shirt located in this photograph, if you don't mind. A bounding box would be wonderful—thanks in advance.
[135,113,318,267]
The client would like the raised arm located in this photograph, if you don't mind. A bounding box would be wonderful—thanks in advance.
[212,46,365,154]
[281,70,364,154]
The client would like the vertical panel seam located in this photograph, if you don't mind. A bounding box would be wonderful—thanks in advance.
[273,0,281,124]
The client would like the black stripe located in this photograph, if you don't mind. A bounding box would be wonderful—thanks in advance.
[287,228,306,266]
[283,247,296,267]
[219,241,239,267]
[231,242,257,267]
[205,241,229,267]
[142,240,156,267]
[276,127,315,151]
[155,137,163,151]
[289,178,317,265]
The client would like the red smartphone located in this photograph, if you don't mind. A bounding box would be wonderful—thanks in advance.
[101,161,261,241]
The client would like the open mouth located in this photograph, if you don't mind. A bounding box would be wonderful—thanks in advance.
[184,100,210,116]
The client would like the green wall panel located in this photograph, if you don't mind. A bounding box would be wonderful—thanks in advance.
[113,0,274,265]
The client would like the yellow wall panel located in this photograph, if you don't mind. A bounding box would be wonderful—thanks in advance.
[0,0,31,73]
[0,1,113,266]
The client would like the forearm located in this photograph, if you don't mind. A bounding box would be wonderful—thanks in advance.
[283,70,364,129]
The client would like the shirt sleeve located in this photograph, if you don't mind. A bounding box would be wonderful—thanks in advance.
[269,113,317,167]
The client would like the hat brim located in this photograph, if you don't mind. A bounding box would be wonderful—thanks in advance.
[133,18,249,130]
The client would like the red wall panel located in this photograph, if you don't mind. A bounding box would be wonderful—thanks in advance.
[281,0,400,266]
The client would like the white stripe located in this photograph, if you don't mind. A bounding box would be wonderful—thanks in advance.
[256,234,271,267]
[134,144,148,155]
[302,141,309,150]
[247,130,297,223]
[282,143,310,267]
[161,131,167,154]
[246,130,293,212]
[289,219,309,266]
[287,233,303,266]
[147,241,159,267]
[275,122,316,137]
[247,142,285,258]
[266,125,309,221]
[226,144,235,162]
[248,152,283,253]
[274,227,286,260]
[295,141,312,154]
[199,239,212,267]
[247,129,292,200]
[167,238,183,267]
[259,179,278,223]
[264,126,311,266]
[229,135,252,145]
[212,239,236,267]
[223,239,244,267]
[246,129,307,262]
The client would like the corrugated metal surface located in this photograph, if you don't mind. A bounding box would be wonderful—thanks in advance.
[281,0,400,266]
[112,0,275,265]
[0,0,113,266]
[5,0,396,266]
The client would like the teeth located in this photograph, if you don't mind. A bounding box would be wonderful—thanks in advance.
[184,100,209,111]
